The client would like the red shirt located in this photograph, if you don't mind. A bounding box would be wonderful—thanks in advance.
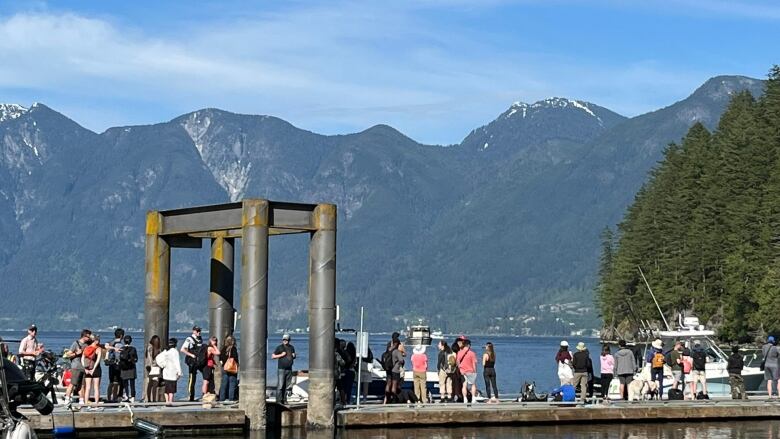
[457,348,477,374]
[411,353,428,372]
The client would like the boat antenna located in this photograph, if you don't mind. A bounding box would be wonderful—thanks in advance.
[637,266,670,331]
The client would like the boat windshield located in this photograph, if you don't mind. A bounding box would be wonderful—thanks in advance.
[658,335,726,362]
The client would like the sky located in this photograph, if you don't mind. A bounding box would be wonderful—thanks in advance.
[0,0,778,145]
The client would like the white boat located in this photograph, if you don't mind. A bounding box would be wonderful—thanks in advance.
[607,316,764,399]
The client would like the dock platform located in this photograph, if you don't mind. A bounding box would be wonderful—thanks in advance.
[336,399,780,428]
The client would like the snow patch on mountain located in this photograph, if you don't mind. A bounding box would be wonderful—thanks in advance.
[0,104,28,123]
[181,111,251,201]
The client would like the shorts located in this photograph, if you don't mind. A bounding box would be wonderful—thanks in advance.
[618,374,633,385]
[690,369,707,384]
[463,373,477,386]
[390,372,401,381]
[87,365,102,379]
[765,367,779,381]
[165,380,178,394]
[202,366,214,382]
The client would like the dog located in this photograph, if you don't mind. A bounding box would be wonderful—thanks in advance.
[627,379,660,401]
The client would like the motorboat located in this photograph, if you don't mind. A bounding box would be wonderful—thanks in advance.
[605,316,763,399]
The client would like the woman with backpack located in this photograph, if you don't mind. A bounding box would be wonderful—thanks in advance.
[120,335,138,402]
[437,341,454,402]
[82,334,103,410]
[646,339,665,393]
[382,341,397,404]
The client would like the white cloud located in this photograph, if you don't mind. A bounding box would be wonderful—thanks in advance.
[0,4,738,144]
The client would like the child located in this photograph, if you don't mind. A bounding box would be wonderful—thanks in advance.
[600,345,614,399]
[120,335,138,402]
[727,345,746,400]
[155,338,181,406]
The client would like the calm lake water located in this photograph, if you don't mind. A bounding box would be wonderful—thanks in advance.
[227,421,780,438]
[0,330,591,399]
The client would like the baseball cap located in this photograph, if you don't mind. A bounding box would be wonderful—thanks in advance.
[28,324,37,331]
[282,333,291,341]
[192,326,202,332]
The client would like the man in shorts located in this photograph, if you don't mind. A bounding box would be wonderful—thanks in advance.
[64,329,92,404]
[690,341,708,397]
[670,341,684,390]
[456,338,478,404]
[613,340,636,400]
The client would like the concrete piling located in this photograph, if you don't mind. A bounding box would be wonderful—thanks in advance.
[239,200,270,430]
[307,204,337,429]
[209,235,234,395]
[144,211,171,355]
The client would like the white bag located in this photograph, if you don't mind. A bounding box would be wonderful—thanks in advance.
[155,351,168,370]
[557,361,574,381]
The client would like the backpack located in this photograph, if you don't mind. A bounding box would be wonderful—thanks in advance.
[444,352,458,374]
[664,350,674,367]
[83,345,98,370]
[120,346,137,369]
[381,350,394,372]
[184,336,203,367]
[194,345,208,370]
[692,350,706,370]
[651,351,665,369]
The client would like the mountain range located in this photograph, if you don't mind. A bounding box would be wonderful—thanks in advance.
[0,75,765,335]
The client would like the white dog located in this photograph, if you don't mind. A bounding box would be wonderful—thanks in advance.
[627,379,660,401]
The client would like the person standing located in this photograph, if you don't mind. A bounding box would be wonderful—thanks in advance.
[64,329,91,405]
[556,341,573,386]
[411,345,428,404]
[457,339,478,405]
[82,334,103,410]
[120,335,138,402]
[669,341,684,391]
[105,328,125,403]
[690,341,708,398]
[436,341,453,403]
[156,338,182,406]
[145,335,163,403]
[613,340,636,400]
[219,335,239,402]
[763,336,779,398]
[572,342,592,400]
[483,342,499,403]
[271,334,295,404]
[382,341,397,404]
[18,324,42,381]
[599,345,614,399]
[646,339,665,395]
[727,345,747,400]
[343,341,357,405]
[201,336,219,397]
[181,326,203,402]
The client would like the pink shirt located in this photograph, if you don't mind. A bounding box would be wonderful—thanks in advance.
[600,354,615,374]
[411,353,428,372]
[457,348,477,374]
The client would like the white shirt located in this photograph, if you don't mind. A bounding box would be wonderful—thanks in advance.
[155,348,182,381]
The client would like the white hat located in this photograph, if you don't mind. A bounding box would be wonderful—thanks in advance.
[576,342,586,351]
[413,345,426,355]
[652,339,663,350]
[560,340,569,347]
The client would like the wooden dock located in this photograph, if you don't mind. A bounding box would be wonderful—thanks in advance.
[336,399,780,428]
[22,401,308,437]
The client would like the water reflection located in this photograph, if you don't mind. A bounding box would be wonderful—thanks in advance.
[217,422,780,439]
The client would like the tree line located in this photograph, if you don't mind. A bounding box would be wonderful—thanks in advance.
[597,65,780,342]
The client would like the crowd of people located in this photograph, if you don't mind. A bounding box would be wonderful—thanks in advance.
[554,338,749,401]
[5,324,768,407]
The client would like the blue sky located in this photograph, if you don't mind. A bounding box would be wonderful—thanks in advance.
[0,0,778,144]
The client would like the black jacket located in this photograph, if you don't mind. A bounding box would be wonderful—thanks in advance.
[572,350,592,373]
[727,353,743,375]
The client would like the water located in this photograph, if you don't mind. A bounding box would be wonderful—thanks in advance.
[0,330,587,399]
[226,421,780,438]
